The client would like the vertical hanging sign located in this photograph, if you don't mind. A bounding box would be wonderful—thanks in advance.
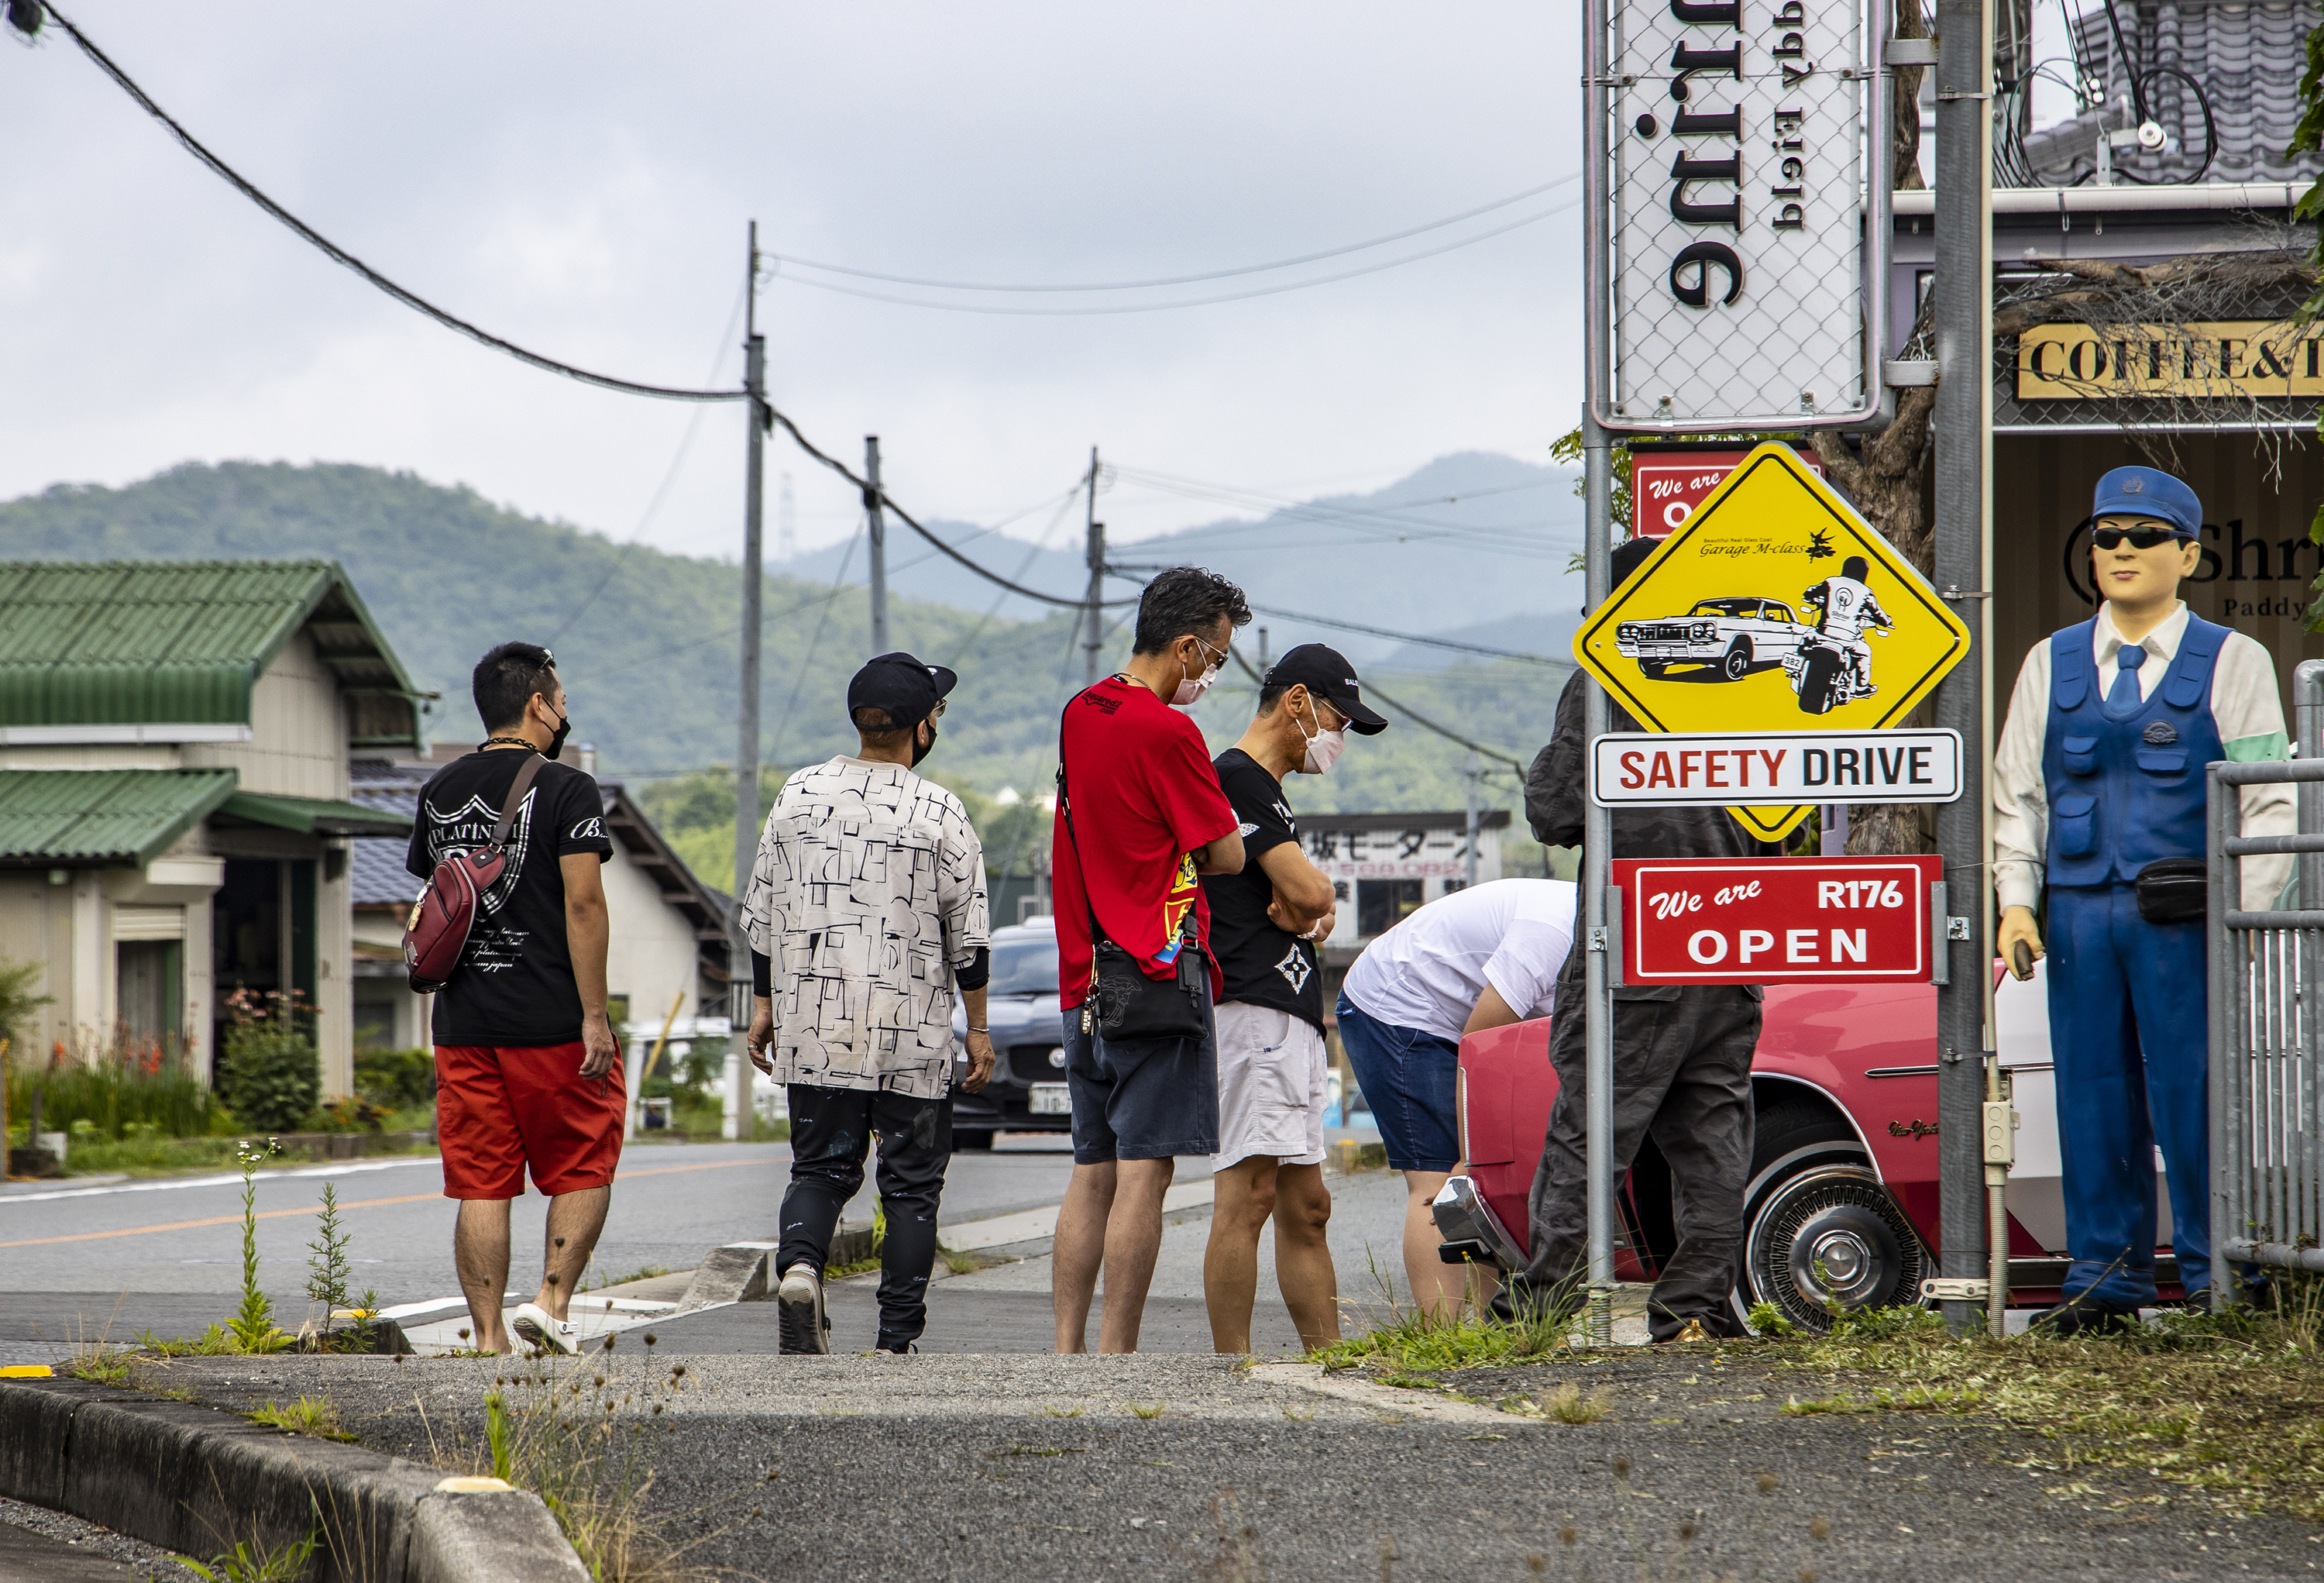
[1598,0,1889,430]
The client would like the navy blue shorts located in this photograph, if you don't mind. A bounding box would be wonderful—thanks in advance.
[1061,986,1219,1164]
[1336,991,1462,1173]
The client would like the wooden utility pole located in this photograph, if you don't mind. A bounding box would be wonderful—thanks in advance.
[732,222,766,933]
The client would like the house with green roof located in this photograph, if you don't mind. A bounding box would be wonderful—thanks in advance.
[0,560,426,1097]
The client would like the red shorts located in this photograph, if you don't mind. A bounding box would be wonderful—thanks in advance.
[435,1043,625,1199]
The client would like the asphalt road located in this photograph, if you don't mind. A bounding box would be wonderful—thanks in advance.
[0,1136,1094,1363]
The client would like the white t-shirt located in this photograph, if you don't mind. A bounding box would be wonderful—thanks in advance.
[1341,879,1578,1044]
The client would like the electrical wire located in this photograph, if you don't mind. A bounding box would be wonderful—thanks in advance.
[768,173,1582,293]
[1222,601,1571,667]
[766,198,1580,317]
[1222,644,1525,767]
[34,3,747,404]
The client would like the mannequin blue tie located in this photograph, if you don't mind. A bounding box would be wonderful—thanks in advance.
[2106,642,2147,719]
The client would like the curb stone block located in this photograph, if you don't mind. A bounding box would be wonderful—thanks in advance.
[678,1241,774,1308]
[0,1377,78,1506]
[409,1489,591,1581]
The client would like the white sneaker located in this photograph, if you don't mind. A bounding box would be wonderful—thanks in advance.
[777,1263,829,1355]
[510,1302,581,1355]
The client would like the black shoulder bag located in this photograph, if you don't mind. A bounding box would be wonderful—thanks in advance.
[1056,700,1211,1041]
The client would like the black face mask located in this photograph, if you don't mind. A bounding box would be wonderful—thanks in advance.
[547,707,572,762]
[910,721,936,768]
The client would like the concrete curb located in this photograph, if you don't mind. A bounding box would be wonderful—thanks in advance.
[0,1375,585,1582]
[676,1217,878,1310]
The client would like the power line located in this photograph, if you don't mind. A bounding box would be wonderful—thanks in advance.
[34,3,748,405]
[765,198,1580,317]
[768,173,1582,293]
[1211,598,1571,666]
[1222,645,1525,768]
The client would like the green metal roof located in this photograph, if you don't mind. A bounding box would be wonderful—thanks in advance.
[0,769,237,869]
[0,560,426,751]
[218,790,411,839]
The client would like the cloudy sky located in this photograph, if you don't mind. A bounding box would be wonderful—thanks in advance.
[0,2,1582,564]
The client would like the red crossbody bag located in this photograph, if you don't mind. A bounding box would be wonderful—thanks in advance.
[403,752,547,993]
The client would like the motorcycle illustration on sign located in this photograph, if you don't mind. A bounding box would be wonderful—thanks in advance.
[1571,443,1972,841]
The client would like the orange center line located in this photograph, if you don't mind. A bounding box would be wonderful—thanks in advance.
[0,1156,772,1250]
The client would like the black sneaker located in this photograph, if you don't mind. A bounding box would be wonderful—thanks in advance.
[777,1262,830,1355]
[2030,1295,2137,1337]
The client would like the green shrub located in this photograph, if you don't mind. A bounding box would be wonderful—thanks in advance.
[216,991,319,1134]
[352,1047,435,1109]
[0,957,53,1059]
[6,1038,218,1141]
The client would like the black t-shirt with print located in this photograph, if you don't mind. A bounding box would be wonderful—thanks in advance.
[404,751,614,1047]
[1200,748,1324,1031]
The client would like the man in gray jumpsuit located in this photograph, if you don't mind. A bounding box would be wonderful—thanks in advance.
[1497,538,1768,1341]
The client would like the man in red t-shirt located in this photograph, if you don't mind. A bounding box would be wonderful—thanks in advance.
[1051,566,1250,1353]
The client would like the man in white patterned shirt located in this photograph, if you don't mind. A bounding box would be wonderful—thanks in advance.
[744,652,995,1354]
[1992,466,2291,1331]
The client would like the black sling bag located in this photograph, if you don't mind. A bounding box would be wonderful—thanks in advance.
[1056,697,1211,1042]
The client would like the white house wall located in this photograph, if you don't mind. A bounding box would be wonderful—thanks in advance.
[184,630,349,800]
[600,848,705,1027]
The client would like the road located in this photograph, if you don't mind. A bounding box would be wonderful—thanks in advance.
[0,1136,1106,1364]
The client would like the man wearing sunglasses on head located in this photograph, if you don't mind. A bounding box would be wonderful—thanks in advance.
[1992,466,2292,1334]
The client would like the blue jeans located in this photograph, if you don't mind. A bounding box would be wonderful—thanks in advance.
[1335,992,1461,1172]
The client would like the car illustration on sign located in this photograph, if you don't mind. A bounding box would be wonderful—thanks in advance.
[1612,597,1813,680]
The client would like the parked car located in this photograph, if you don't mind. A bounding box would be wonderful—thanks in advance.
[948,918,1071,1150]
[1613,597,1812,680]
[1433,958,2180,1331]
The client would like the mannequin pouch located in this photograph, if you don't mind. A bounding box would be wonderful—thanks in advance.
[2133,858,2207,924]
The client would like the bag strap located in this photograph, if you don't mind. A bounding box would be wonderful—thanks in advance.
[488,752,548,852]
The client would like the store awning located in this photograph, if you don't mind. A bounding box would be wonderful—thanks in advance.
[0,769,238,869]
[217,790,412,840]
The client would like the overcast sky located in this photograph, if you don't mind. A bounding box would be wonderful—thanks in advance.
[0,2,1581,566]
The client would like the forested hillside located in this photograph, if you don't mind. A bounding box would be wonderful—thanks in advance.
[2,459,1572,885]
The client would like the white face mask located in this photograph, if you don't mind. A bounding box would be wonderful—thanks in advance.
[1170,636,1226,709]
[1298,698,1346,775]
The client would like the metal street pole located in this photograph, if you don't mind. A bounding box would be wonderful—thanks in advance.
[1932,0,1996,1334]
[732,222,766,932]
[1083,446,1105,687]
[1579,0,1617,1346]
[865,435,889,655]
[1463,749,1480,890]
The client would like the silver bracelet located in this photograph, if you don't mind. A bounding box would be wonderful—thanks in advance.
[967,1024,989,1034]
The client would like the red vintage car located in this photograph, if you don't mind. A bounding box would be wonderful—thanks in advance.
[1432,958,2185,1330]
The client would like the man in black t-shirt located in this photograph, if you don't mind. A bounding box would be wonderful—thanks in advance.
[1199,643,1386,1354]
[406,642,618,1356]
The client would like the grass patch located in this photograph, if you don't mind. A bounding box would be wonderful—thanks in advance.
[936,1244,988,1275]
[588,1266,672,1292]
[1309,1254,1584,1374]
[247,1396,357,1442]
[1772,1278,2324,1519]
[1126,1400,1167,1420]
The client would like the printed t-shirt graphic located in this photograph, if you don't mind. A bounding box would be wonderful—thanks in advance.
[405,752,613,1047]
[1201,747,1325,1031]
[1051,675,1238,1007]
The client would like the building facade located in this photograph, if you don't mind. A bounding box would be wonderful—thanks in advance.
[0,562,422,1096]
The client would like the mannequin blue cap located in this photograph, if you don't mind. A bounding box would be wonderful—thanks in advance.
[2091,466,2201,538]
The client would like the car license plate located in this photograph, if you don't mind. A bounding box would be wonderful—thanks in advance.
[1029,1083,1071,1116]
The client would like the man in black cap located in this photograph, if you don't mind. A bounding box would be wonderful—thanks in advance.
[1500,538,1769,1342]
[1198,643,1386,1354]
[744,652,994,1354]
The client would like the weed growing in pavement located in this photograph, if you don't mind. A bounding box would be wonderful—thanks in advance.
[431,1350,705,1581]
[246,1396,356,1442]
[184,1508,321,1583]
[1037,1402,1084,1418]
[1543,1382,1612,1423]
[302,1182,352,1334]
[936,1244,987,1275]
[1747,1299,1800,1337]
[1127,1400,1168,1420]
[1765,1278,2324,1519]
[587,1265,672,1292]
[225,1138,288,1354]
[1312,1253,1583,1373]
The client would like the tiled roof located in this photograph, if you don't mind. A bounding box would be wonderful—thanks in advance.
[0,560,425,750]
[2057,0,2324,184]
[0,769,237,869]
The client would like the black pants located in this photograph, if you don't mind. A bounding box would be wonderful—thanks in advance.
[777,1085,951,1349]
[1498,946,1759,1341]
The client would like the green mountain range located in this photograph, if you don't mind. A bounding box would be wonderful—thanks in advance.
[0,459,1574,886]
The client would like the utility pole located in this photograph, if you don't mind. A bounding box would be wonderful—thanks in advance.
[1463,749,1480,890]
[865,435,889,655]
[1932,0,1996,1334]
[1082,446,1105,687]
[1256,626,1271,679]
[731,222,766,944]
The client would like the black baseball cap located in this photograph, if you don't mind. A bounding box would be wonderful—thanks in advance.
[847,651,957,730]
[1265,643,1387,735]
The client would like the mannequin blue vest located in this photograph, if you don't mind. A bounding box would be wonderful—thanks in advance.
[2041,613,2227,886]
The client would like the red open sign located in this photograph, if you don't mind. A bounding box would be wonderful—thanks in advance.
[1629,444,1824,539]
[1612,856,1941,984]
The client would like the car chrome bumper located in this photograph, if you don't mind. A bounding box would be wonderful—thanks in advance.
[1430,1175,1528,1272]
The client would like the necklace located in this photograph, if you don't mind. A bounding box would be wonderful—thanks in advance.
[480,736,535,751]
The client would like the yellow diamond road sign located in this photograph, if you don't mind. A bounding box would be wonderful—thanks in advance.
[1571,442,1973,842]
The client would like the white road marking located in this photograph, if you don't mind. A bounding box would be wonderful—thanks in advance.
[0,1156,444,1207]
[937,1179,1215,1252]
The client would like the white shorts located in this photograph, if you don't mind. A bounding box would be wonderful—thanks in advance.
[1211,1002,1329,1171]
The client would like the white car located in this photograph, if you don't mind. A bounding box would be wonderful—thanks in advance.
[1614,597,1813,681]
